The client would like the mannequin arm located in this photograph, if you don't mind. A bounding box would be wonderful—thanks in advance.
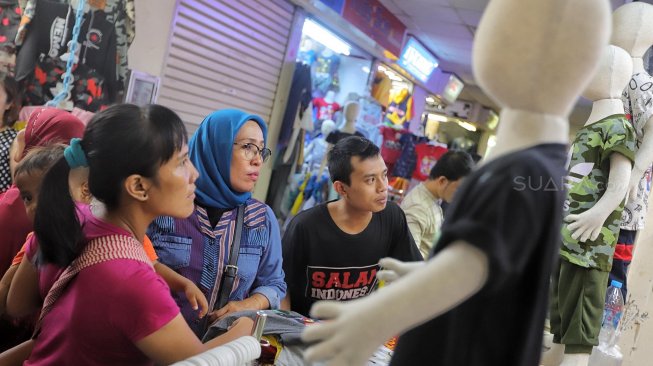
[376,257,425,283]
[628,117,653,199]
[566,153,632,242]
[302,241,488,365]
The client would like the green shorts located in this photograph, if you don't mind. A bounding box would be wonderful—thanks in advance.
[549,259,609,354]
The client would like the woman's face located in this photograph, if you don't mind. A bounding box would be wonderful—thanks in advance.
[230,120,265,193]
[148,144,199,218]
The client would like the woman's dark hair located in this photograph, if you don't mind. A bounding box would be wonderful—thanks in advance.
[327,136,380,185]
[1,76,20,128]
[34,104,187,267]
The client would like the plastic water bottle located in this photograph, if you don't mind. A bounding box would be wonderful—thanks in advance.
[598,280,625,346]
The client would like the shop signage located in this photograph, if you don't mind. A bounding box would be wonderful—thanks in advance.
[320,0,406,57]
[397,37,438,83]
[442,74,464,103]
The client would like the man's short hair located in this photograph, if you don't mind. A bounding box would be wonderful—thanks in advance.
[327,136,380,185]
[429,150,474,181]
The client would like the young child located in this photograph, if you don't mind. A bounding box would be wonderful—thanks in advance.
[1,145,209,319]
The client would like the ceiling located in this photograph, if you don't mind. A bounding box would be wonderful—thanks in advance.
[378,0,635,126]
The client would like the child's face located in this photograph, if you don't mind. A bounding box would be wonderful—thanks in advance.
[14,170,44,223]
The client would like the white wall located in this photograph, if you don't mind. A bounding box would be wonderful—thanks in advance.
[127,0,177,77]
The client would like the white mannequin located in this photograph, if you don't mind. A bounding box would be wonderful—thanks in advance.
[611,3,653,221]
[565,46,633,245]
[300,0,611,365]
[340,101,359,134]
[305,119,336,167]
[543,45,633,366]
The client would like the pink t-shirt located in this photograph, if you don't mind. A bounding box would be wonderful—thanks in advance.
[25,205,180,366]
[25,204,132,299]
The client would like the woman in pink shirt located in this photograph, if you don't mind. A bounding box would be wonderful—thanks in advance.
[21,104,252,365]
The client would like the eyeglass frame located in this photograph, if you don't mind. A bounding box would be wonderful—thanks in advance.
[233,142,272,162]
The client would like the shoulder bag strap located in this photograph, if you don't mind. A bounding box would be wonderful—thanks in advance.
[215,204,245,311]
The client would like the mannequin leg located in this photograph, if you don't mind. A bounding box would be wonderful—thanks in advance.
[549,261,608,364]
[560,353,590,366]
[541,342,565,366]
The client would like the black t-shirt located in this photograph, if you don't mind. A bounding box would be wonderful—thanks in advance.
[391,144,567,366]
[282,200,421,316]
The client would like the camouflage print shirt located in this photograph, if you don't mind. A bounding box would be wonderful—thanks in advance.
[560,114,636,271]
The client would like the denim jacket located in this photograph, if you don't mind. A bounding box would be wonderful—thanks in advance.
[147,199,286,336]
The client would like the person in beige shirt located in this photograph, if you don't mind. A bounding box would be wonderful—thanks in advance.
[401,151,474,259]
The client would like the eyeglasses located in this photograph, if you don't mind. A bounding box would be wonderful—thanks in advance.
[233,142,272,162]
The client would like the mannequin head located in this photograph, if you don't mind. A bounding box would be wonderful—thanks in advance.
[321,119,336,137]
[611,3,653,59]
[473,0,611,118]
[324,90,335,103]
[344,101,360,123]
[582,45,632,102]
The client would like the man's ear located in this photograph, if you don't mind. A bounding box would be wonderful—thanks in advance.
[124,175,153,202]
[333,181,348,198]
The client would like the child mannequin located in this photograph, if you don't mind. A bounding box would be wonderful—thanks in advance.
[299,0,612,365]
[609,2,653,299]
[546,45,635,366]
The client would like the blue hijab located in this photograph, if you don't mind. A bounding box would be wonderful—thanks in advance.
[189,109,268,209]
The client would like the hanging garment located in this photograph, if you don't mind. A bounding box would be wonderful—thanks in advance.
[392,133,427,179]
[277,62,311,149]
[384,89,413,128]
[312,96,340,121]
[16,0,132,91]
[15,0,120,109]
[312,51,339,97]
[412,143,448,181]
[380,126,406,165]
[371,70,391,107]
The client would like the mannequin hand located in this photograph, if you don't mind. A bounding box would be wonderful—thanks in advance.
[565,208,609,242]
[303,298,394,365]
[183,281,208,319]
[376,258,425,283]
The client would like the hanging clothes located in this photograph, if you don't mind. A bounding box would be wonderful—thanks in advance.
[268,62,313,218]
[371,70,391,108]
[0,0,21,76]
[384,88,413,128]
[312,50,339,98]
[392,133,427,179]
[412,143,448,181]
[380,125,408,167]
[277,62,311,150]
[15,1,118,110]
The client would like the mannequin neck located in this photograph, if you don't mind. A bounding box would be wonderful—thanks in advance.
[484,108,568,163]
[341,119,356,134]
[632,57,646,74]
[584,99,624,126]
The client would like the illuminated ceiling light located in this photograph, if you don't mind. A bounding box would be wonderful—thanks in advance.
[362,66,370,73]
[378,65,386,72]
[425,97,435,103]
[302,19,351,56]
[427,113,448,122]
[458,121,477,132]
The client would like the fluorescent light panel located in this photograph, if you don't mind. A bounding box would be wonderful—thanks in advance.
[303,19,351,56]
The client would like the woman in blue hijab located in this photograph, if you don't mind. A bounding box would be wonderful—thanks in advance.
[147,109,286,337]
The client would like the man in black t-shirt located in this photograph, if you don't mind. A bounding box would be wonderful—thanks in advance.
[281,136,420,316]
